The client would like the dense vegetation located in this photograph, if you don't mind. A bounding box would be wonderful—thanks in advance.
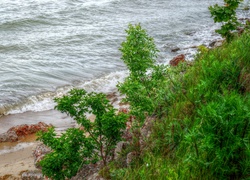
[109,27,250,180]
[37,90,128,179]
[37,0,250,179]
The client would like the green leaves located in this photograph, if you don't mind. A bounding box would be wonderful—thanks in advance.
[38,127,96,180]
[185,93,250,178]
[120,24,158,78]
[174,32,250,179]
[118,24,170,123]
[209,0,243,41]
[38,89,128,179]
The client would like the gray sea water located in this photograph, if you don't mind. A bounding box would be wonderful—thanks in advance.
[0,0,249,115]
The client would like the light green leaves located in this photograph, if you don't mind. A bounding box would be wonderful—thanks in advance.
[118,24,169,123]
[120,24,158,78]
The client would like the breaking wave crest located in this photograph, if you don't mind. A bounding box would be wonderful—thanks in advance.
[0,71,127,116]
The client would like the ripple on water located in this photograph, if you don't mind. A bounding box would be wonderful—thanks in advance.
[0,0,248,115]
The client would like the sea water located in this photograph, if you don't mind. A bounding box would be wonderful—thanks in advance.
[0,0,249,115]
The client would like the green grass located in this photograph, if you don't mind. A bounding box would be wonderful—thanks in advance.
[109,32,250,180]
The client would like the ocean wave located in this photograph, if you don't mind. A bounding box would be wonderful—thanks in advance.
[80,0,121,7]
[0,17,54,30]
[0,44,31,53]
[1,71,128,115]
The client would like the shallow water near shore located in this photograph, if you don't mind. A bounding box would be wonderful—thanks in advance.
[1,0,228,116]
[0,134,37,155]
[0,109,74,134]
[0,0,250,141]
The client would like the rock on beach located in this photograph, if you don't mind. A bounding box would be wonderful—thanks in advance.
[0,122,51,143]
[169,54,186,66]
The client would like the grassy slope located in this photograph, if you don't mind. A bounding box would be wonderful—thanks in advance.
[109,32,250,180]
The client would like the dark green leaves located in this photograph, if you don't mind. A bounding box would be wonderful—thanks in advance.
[38,127,96,180]
[209,0,243,41]
[38,89,128,179]
[185,92,250,178]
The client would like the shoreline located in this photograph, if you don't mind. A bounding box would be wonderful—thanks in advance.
[0,110,75,134]
[0,110,74,179]
[0,91,124,179]
[0,134,39,179]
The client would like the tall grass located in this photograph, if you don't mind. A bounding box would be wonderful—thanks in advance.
[110,32,250,179]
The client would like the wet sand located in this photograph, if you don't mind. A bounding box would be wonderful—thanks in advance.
[0,97,124,178]
[0,110,75,179]
[0,135,39,179]
[0,110,74,134]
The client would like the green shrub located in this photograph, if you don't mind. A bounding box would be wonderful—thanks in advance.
[118,24,170,123]
[55,89,128,165]
[37,128,96,180]
[119,23,158,78]
[209,0,243,42]
[38,89,128,179]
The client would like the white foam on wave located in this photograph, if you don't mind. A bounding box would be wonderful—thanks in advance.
[7,94,57,115]
[81,0,120,7]
[6,70,128,115]
[0,142,35,155]
[172,23,222,61]
[79,70,128,93]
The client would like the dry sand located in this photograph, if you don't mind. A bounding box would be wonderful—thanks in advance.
[0,135,39,179]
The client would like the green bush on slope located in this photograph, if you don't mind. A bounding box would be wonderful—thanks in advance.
[37,89,128,179]
[111,31,250,180]
[37,23,250,179]
[118,24,170,123]
[209,0,243,42]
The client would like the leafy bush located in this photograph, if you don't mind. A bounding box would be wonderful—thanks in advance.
[119,23,158,78]
[209,0,243,42]
[38,89,128,179]
[209,0,243,41]
[37,128,96,180]
[112,30,250,179]
[118,24,170,123]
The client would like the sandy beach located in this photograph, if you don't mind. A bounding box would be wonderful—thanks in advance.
[0,110,75,179]
[0,91,122,179]
[0,135,39,179]
[0,110,74,134]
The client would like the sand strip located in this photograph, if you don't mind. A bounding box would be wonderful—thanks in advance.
[0,142,38,179]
